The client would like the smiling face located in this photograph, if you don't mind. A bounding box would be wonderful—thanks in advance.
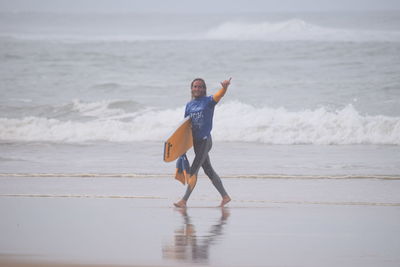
[191,79,207,99]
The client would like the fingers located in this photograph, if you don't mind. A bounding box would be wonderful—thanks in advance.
[221,77,232,89]
[224,77,232,84]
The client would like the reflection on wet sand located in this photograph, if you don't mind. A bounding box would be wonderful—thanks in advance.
[163,208,230,264]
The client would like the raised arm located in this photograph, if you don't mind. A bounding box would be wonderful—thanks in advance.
[213,77,232,103]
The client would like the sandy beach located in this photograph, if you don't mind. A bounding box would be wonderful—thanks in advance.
[1,175,399,267]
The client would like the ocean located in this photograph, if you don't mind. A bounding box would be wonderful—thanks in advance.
[0,11,400,177]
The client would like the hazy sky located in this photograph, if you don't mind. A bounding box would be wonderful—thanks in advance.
[1,0,400,13]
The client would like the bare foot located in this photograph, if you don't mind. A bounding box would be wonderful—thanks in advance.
[220,195,231,207]
[173,199,187,208]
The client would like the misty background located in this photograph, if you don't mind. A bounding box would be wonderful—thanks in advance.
[1,0,400,13]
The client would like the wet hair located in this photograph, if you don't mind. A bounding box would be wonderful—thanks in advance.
[190,78,207,99]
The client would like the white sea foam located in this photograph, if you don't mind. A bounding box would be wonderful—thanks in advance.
[70,99,126,118]
[214,102,400,145]
[204,19,400,42]
[1,101,399,145]
[2,18,400,42]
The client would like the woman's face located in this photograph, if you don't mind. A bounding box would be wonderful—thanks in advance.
[191,80,206,98]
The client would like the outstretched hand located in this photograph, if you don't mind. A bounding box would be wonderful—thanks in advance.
[221,77,232,90]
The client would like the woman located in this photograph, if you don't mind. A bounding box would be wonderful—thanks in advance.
[174,78,232,208]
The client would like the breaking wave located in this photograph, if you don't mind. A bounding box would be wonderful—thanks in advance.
[0,100,399,145]
[2,19,400,42]
[204,19,400,42]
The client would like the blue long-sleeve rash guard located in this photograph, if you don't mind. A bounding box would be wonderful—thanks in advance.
[185,95,217,141]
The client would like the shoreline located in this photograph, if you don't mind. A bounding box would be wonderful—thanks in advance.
[1,196,399,267]
[1,173,400,179]
[1,176,399,266]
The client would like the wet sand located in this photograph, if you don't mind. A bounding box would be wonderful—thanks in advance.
[1,176,400,267]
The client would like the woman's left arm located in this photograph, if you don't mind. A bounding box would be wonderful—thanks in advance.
[213,77,232,103]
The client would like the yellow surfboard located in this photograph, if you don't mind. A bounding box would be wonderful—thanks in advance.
[163,117,193,162]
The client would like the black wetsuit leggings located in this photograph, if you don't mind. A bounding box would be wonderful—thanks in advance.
[183,136,228,201]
